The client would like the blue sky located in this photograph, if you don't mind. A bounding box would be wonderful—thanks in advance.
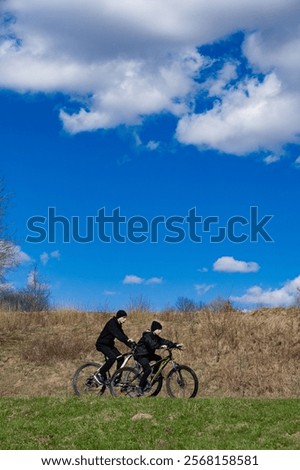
[1,0,300,310]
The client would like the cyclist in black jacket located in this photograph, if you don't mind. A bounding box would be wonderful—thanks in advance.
[95,310,134,384]
[134,320,183,393]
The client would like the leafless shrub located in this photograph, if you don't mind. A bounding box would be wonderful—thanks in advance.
[175,296,204,313]
[127,294,152,313]
[0,287,50,312]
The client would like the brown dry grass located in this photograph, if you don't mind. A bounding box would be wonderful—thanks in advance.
[0,307,299,398]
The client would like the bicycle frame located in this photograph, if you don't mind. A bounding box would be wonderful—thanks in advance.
[116,351,134,369]
[148,349,178,384]
[101,348,139,380]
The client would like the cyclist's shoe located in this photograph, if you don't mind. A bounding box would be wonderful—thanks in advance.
[93,373,106,385]
[136,386,144,397]
[142,381,151,393]
[136,381,151,396]
[113,374,121,385]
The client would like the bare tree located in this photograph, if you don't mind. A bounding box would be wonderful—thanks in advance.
[294,287,300,307]
[25,265,51,311]
[0,179,18,282]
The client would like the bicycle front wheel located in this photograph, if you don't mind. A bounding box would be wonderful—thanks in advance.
[72,362,106,396]
[110,366,140,398]
[166,365,198,398]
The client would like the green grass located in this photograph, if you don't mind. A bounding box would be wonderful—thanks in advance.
[0,397,299,450]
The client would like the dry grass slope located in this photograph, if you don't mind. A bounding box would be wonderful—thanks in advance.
[0,306,299,398]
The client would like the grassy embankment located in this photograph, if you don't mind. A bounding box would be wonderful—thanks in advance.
[1,396,300,450]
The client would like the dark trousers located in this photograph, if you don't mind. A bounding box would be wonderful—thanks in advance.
[136,353,161,388]
[97,344,123,378]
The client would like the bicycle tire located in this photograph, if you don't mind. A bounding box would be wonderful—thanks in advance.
[72,362,106,396]
[110,366,140,398]
[166,365,198,398]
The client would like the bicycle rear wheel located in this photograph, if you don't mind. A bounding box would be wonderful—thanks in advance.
[72,362,106,396]
[110,366,140,398]
[166,365,198,398]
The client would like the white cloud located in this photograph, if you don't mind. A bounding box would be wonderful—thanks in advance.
[50,250,60,259]
[295,156,300,168]
[176,73,300,155]
[205,62,238,97]
[103,290,118,296]
[40,252,49,266]
[197,267,209,273]
[40,250,60,265]
[123,274,163,285]
[145,277,163,285]
[133,131,142,147]
[264,154,281,165]
[213,256,260,273]
[12,245,31,265]
[0,244,31,267]
[231,275,300,306]
[146,141,160,151]
[1,0,300,156]
[195,283,215,294]
[243,30,300,90]
[123,274,144,285]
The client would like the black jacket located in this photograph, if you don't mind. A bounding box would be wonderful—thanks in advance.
[134,330,177,357]
[96,317,131,349]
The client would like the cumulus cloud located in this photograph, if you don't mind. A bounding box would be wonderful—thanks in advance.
[40,252,49,266]
[123,274,144,285]
[231,275,300,306]
[1,0,300,156]
[213,256,260,273]
[176,73,300,155]
[40,250,61,265]
[12,245,31,264]
[123,274,163,285]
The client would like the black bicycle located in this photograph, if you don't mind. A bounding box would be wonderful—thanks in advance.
[72,346,162,397]
[72,348,135,396]
[110,346,198,398]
